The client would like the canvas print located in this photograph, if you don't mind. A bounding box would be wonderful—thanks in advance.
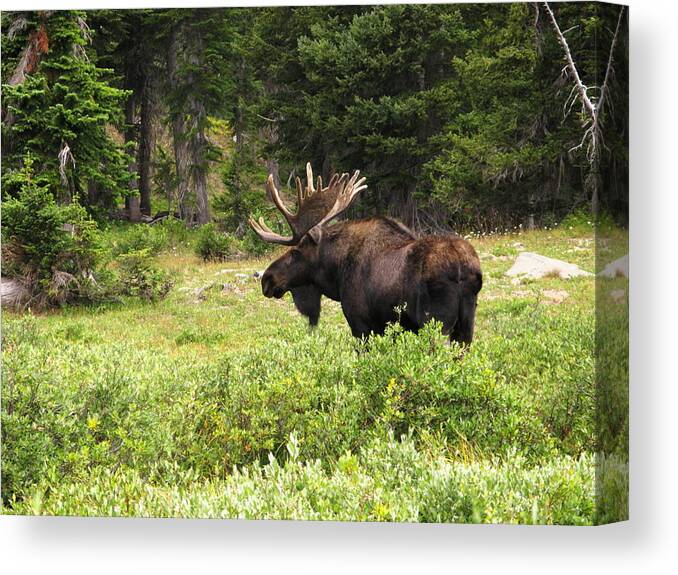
[1,3,628,524]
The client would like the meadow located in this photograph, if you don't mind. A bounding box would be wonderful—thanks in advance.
[1,219,628,524]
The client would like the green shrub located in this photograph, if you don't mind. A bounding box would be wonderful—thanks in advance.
[559,209,617,235]
[195,224,242,261]
[115,249,173,301]
[1,158,106,307]
[1,318,562,508]
[174,327,224,346]
[153,217,192,248]
[12,434,595,524]
[110,223,169,257]
[595,453,629,524]
[477,299,595,455]
[239,227,277,257]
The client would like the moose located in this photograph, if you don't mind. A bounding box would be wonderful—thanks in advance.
[249,164,482,344]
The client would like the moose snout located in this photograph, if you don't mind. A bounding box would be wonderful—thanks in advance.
[261,271,285,299]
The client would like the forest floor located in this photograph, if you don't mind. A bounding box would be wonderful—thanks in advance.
[1,223,629,524]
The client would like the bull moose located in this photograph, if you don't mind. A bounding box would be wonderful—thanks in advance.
[249,164,482,344]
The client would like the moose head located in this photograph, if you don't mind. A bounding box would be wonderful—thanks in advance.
[249,163,367,301]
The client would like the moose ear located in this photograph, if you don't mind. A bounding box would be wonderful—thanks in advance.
[307,226,323,245]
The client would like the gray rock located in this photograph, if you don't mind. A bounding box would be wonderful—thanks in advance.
[505,252,593,280]
[599,255,629,279]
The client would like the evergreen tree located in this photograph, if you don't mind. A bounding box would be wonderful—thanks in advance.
[1,4,629,231]
[2,11,131,211]
[162,9,233,225]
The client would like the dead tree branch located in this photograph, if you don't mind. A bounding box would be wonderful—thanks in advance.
[543,2,596,120]
[544,2,625,160]
[543,2,625,214]
[597,6,625,124]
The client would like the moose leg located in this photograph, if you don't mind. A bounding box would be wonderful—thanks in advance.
[451,294,478,345]
[291,285,322,327]
[421,280,462,341]
[340,300,373,339]
[347,316,372,339]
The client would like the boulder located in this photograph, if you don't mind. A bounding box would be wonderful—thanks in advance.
[505,252,593,280]
[599,255,629,279]
[542,289,569,304]
[610,289,627,303]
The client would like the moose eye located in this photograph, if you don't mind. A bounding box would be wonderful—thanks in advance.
[290,249,302,261]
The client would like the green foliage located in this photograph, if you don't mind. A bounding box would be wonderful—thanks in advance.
[1,226,628,523]
[476,297,596,455]
[1,305,594,517]
[252,3,627,228]
[104,219,193,257]
[2,12,131,206]
[213,152,269,230]
[195,224,242,261]
[1,158,106,305]
[109,224,170,257]
[114,249,173,301]
[1,4,629,524]
[14,435,594,524]
[2,4,627,236]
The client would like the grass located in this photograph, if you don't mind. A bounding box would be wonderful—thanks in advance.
[0,223,628,524]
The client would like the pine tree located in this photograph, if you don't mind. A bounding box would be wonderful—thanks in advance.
[2,11,131,210]
[162,9,233,225]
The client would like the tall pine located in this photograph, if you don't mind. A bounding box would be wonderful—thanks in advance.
[2,11,130,210]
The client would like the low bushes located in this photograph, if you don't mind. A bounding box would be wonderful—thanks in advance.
[13,434,595,524]
[2,319,569,512]
[114,249,174,301]
[107,217,192,257]
[1,162,177,308]
[1,162,106,307]
[194,224,242,262]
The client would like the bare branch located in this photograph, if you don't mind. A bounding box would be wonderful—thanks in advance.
[597,6,625,124]
[543,2,596,119]
[7,16,28,39]
[58,141,75,189]
[255,113,277,123]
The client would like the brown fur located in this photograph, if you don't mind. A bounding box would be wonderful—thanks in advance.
[261,216,482,344]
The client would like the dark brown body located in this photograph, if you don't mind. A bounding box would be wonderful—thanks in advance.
[261,216,482,344]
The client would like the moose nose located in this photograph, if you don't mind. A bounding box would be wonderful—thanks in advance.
[262,271,286,298]
[261,272,275,298]
[261,271,285,299]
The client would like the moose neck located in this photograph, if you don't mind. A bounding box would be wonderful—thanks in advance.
[310,224,350,301]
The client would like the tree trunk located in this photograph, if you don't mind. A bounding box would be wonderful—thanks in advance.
[87,179,100,206]
[167,22,210,225]
[138,73,156,216]
[260,76,282,191]
[186,25,210,226]
[167,26,192,223]
[124,90,141,222]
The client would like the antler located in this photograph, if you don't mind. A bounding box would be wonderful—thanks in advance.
[248,163,367,245]
[313,170,367,229]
